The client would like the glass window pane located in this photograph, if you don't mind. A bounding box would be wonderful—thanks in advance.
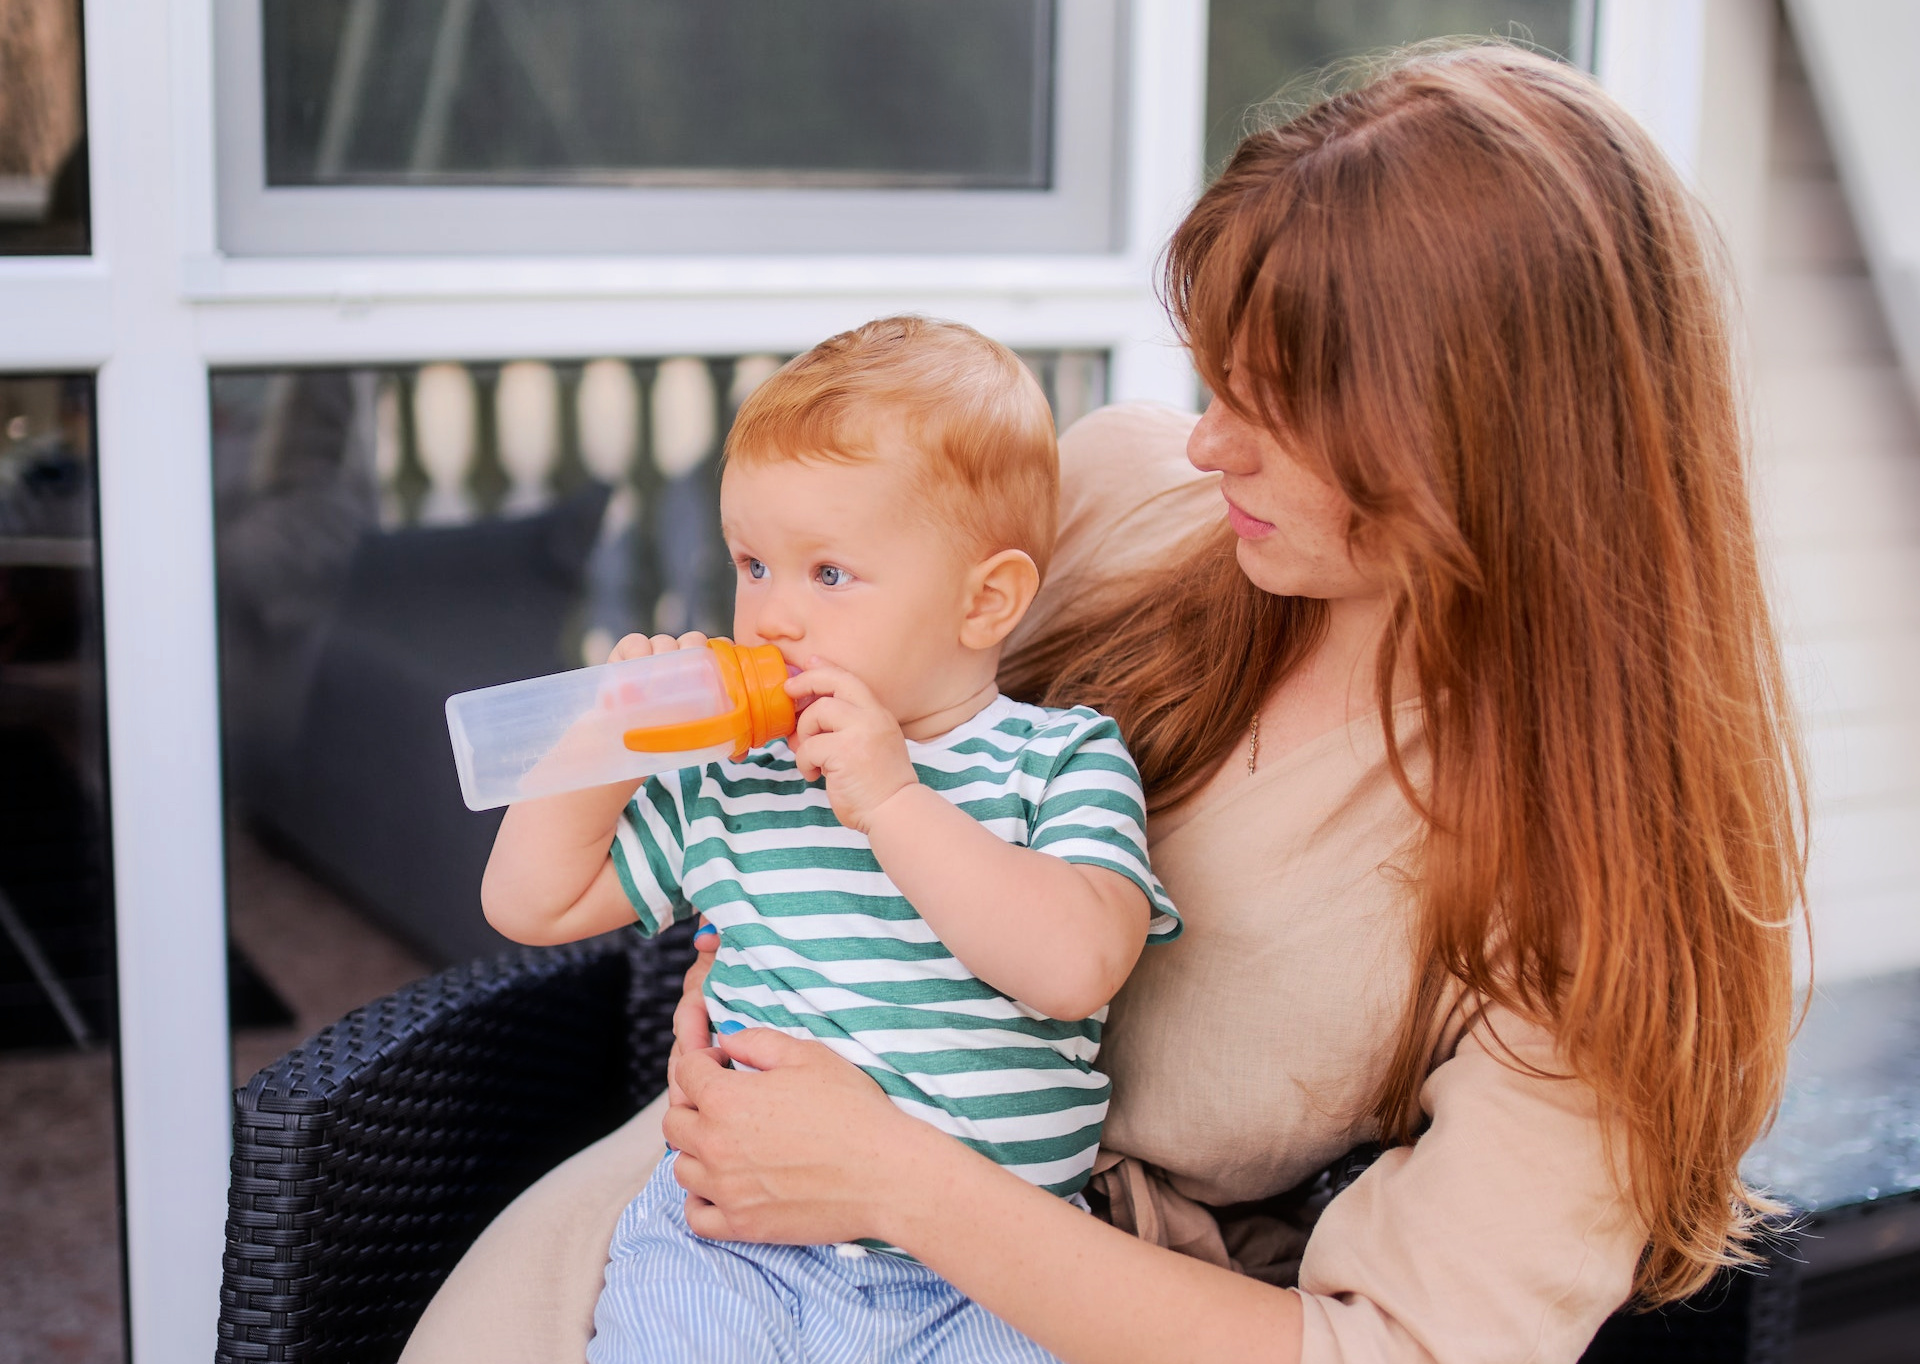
[1205,0,1584,171]
[0,374,123,1361]
[0,0,89,254]
[264,0,1052,189]
[214,351,1105,1073]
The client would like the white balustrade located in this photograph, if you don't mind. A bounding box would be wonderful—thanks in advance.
[650,357,716,479]
[494,360,559,515]
[372,378,404,529]
[652,590,689,636]
[284,347,1103,660]
[373,349,1105,534]
[412,362,477,525]
[730,354,784,408]
[576,358,644,662]
[577,357,641,536]
[579,626,615,667]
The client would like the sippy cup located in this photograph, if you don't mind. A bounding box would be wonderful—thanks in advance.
[445,639,796,811]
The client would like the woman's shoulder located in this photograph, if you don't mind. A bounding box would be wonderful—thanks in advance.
[1017,404,1218,647]
[1056,401,1209,523]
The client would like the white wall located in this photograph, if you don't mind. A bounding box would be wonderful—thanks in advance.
[1783,0,1920,403]
[1748,14,1920,983]
[1607,0,1920,984]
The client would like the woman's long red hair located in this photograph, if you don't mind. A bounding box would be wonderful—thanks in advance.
[1007,44,1806,1303]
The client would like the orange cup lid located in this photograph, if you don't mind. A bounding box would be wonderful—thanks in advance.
[622,638,796,759]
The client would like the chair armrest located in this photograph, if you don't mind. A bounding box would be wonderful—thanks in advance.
[1579,1218,1803,1364]
[218,932,646,1364]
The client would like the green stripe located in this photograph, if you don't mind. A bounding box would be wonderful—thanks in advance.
[711,995,1097,1043]
[708,961,1004,1006]
[860,1069,1108,1122]
[716,924,956,962]
[608,843,653,932]
[881,1042,1103,1074]
[953,1121,1108,1167]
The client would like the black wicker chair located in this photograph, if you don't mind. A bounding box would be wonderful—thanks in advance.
[217,920,1800,1363]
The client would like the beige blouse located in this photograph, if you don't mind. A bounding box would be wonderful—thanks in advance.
[1023,403,1645,1364]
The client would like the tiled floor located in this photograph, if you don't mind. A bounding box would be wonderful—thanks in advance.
[0,826,428,1364]
[226,826,430,1084]
[0,1048,123,1364]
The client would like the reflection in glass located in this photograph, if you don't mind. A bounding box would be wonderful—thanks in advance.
[1205,0,1583,171]
[213,351,1107,1076]
[0,0,88,254]
[0,375,123,1361]
[265,0,1052,189]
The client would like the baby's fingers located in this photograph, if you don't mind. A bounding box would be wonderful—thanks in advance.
[785,661,875,709]
[793,695,859,746]
[791,729,844,779]
[610,632,710,663]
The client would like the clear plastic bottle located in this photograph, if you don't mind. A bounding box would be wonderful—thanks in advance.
[445,639,796,811]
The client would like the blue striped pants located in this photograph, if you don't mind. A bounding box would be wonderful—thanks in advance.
[588,1151,1065,1364]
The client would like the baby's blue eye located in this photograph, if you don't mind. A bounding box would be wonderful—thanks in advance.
[817,564,850,588]
[746,558,768,580]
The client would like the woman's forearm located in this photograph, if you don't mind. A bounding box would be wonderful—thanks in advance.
[675,1035,1301,1364]
[881,1123,1303,1364]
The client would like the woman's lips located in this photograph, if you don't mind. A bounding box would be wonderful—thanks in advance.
[1224,496,1276,539]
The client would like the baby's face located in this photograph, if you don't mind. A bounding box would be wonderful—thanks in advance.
[720,448,982,727]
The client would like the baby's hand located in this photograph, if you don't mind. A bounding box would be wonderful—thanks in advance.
[608,630,708,663]
[785,660,917,834]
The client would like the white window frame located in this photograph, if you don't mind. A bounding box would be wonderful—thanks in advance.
[217,0,1128,257]
[0,1,1206,1358]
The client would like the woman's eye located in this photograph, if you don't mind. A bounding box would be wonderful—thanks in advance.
[745,558,768,580]
[816,564,850,588]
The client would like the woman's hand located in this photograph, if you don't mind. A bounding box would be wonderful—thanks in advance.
[664,920,719,1107]
[663,1027,937,1247]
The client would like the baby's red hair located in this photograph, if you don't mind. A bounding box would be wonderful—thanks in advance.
[725,316,1059,577]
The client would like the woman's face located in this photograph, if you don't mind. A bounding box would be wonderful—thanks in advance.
[1187,389,1385,602]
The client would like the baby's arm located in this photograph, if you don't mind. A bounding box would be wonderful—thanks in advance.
[790,664,1154,1021]
[871,791,1150,1020]
[480,631,705,946]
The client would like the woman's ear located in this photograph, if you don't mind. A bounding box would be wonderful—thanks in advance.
[958,549,1042,652]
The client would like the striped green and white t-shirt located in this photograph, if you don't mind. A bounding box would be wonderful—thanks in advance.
[611,694,1179,1201]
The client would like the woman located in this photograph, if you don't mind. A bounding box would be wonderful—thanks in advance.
[403,44,1803,1364]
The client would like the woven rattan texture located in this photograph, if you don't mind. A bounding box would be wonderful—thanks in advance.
[218,934,646,1364]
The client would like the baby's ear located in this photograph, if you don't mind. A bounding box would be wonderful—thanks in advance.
[959,550,1042,651]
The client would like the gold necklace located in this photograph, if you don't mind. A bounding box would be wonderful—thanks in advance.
[1247,713,1261,776]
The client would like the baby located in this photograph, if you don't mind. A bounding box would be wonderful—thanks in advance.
[482,316,1178,1363]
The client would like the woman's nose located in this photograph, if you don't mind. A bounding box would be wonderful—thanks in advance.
[1186,399,1259,477]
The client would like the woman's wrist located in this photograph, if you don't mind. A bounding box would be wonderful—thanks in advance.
[863,1108,987,1252]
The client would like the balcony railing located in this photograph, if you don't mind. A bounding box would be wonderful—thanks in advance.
[212,349,1108,670]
